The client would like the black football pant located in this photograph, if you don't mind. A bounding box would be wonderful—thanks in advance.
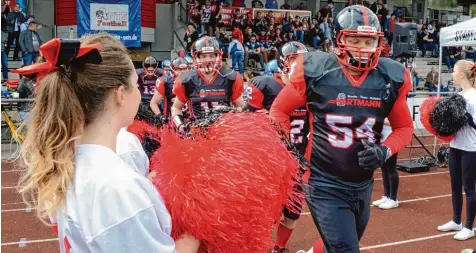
[282,180,304,220]
[381,154,399,201]
[449,148,476,229]
[5,31,21,60]
[305,173,373,253]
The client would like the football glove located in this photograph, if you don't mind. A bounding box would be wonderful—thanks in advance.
[357,139,391,171]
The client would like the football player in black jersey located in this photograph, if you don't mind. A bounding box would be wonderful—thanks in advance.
[150,57,189,117]
[138,56,160,99]
[271,6,414,253]
[245,42,310,253]
[171,36,245,132]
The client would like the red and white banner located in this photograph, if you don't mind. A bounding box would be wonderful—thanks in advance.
[252,8,311,24]
[220,7,252,27]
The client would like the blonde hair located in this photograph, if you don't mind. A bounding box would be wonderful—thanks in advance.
[18,33,134,225]
[455,60,476,88]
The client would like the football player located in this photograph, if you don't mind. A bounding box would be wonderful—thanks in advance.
[150,57,189,117]
[245,42,309,253]
[270,6,414,253]
[171,36,245,132]
[138,56,160,99]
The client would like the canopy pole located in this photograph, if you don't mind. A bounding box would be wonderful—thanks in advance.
[432,45,444,156]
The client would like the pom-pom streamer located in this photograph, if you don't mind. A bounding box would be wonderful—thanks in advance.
[151,112,302,253]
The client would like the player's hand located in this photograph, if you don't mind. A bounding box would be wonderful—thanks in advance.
[159,115,169,124]
[177,124,192,138]
[357,139,389,171]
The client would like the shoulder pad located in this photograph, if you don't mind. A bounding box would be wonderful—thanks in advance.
[219,68,237,81]
[375,57,405,84]
[302,51,337,78]
[179,70,196,84]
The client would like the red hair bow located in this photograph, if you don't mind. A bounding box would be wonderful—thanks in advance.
[12,38,103,76]
[471,65,476,75]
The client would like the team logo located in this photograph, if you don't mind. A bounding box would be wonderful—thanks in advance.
[336,93,346,106]
[199,89,206,97]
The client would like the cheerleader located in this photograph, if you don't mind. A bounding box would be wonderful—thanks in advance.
[372,119,400,209]
[16,34,199,252]
[437,60,476,241]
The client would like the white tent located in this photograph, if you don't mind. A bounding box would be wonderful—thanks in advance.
[434,17,476,154]
[437,17,476,95]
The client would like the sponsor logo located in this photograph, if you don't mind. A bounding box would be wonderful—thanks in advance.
[329,93,382,108]
[198,89,226,97]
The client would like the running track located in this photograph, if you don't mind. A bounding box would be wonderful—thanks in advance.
[1,136,475,253]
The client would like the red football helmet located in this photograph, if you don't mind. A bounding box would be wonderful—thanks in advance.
[279,41,308,74]
[334,6,384,72]
[191,36,222,74]
[142,56,158,77]
[171,57,189,76]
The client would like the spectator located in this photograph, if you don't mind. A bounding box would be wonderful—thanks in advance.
[1,0,10,15]
[231,9,243,29]
[184,23,199,53]
[282,30,296,43]
[422,28,437,57]
[257,29,270,61]
[1,11,8,81]
[232,24,244,44]
[381,37,391,57]
[425,66,439,93]
[282,12,293,33]
[302,17,310,32]
[232,0,245,7]
[216,26,230,54]
[280,0,292,9]
[406,58,419,90]
[370,0,382,14]
[253,11,266,33]
[318,37,332,53]
[444,47,463,71]
[294,25,305,43]
[327,0,334,18]
[20,14,40,32]
[228,31,245,74]
[319,17,332,44]
[273,28,284,48]
[264,11,274,25]
[244,35,265,69]
[252,0,263,8]
[19,21,42,66]
[5,3,24,61]
[265,0,278,9]
[427,20,436,35]
[242,13,253,29]
[446,81,457,92]
[296,2,306,10]
[308,24,322,49]
[200,0,213,35]
[189,8,202,31]
[243,26,253,43]
[387,13,396,46]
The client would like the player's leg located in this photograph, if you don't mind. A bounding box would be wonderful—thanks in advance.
[273,184,304,253]
[454,150,476,240]
[378,154,399,209]
[356,183,374,240]
[438,148,464,231]
[306,184,360,253]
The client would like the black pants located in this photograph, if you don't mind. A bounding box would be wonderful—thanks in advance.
[306,172,373,253]
[5,31,21,59]
[381,154,399,201]
[449,148,476,229]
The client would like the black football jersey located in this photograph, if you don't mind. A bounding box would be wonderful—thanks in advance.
[298,51,406,182]
[248,75,309,154]
[177,69,241,119]
[156,75,175,116]
[138,72,159,98]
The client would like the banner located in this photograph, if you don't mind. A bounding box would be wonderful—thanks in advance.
[220,7,252,27]
[253,9,311,24]
[77,0,141,48]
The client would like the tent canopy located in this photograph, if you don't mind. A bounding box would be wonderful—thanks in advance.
[439,18,476,47]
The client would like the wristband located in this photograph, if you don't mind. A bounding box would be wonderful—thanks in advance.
[173,115,185,128]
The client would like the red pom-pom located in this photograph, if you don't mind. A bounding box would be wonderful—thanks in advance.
[151,113,301,253]
[127,120,162,142]
[419,97,455,142]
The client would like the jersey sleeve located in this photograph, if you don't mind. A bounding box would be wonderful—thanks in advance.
[269,84,307,135]
[246,82,265,110]
[156,77,166,96]
[172,77,188,104]
[231,72,245,102]
[382,68,414,155]
[87,178,176,253]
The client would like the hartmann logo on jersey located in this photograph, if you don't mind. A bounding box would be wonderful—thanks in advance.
[198,89,226,97]
[329,93,382,108]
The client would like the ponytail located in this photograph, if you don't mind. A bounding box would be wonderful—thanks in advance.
[18,70,84,224]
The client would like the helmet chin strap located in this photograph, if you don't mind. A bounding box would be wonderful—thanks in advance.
[346,51,375,69]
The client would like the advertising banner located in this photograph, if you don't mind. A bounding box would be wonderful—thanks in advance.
[220,7,252,27]
[77,0,141,47]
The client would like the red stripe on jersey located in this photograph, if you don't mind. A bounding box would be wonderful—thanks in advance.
[302,108,314,184]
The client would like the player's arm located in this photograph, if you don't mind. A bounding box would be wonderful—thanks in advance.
[382,68,414,155]
[171,78,188,128]
[150,78,166,116]
[243,80,265,112]
[269,55,307,135]
[231,72,245,112]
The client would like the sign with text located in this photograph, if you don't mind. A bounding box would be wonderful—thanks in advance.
[253,8,312,24]
[77,0,141,47]
[220,7,252,27]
